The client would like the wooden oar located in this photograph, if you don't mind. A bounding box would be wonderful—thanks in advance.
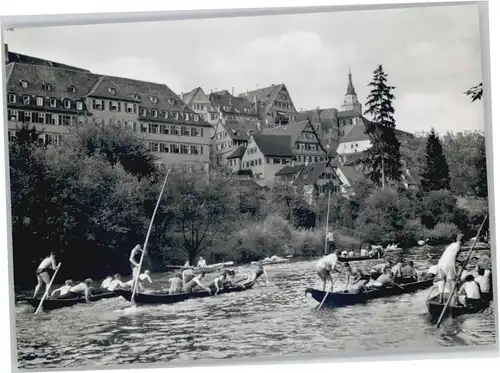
[435,215,488,329]
[317,266,344,310]
[130,169,171,307]
[34,263,61,314]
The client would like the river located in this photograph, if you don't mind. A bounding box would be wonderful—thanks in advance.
[15,248,496,370]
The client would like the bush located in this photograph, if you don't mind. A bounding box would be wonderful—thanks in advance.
[401,219,425,246]
[291,229,323,257]
[423,222,459,243]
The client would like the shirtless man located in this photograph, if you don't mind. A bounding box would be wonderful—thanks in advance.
[241,265,267,286]
[129,244,143,279]
[101,276,112,289]
[315,250,342,292]
[400,261,418,283]
[168,276,183,295]
[182,273,212,294]
[458,275,481,307]
[61,279,93,303]
[124,270,153,292]
[212,270,237,294]
[33,252,58,298]
[196,256,207,268]
[437,233,464,305]
[51,280,73,297]
[107,274,124,291]
[343,263,370,293]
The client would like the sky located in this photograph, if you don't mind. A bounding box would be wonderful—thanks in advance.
[4,3,485,135]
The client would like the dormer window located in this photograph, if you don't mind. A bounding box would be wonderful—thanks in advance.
[167,98,174,105]
[22,95,30,105]
[140,108,147,117]
[164,111,169,119]
[132,93,140,101]
[68,86,77,93]
[8,94,16,104]
[63,100,72,109]
[19,80,28,88]
[174,112,179,120]
[184,113,189,121]
[150,96,159,104]
[36,97,44,106]
[42,83,53,92]
[108,87,117,96]
[152,109,158,118]
[76,102,83,111]
[194,114,199,122]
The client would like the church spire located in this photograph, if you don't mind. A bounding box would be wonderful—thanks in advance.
[346,68,356,96]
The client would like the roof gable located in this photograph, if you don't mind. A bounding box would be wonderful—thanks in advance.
[243,84,297,117]
[223,119,259,141]
[261,120,314,146]
[251,134,293,157]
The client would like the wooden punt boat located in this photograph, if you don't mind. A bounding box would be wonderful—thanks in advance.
[338,255,379,263]
[114,281,256,305]
[26,290,119,312]
[251,258,290,266]
[305,279,434,308]
[426,294,492,320]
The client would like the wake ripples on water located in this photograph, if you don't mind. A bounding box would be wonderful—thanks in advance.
[15,254,496,370]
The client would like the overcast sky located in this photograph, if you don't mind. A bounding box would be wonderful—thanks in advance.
[4,3,485,135]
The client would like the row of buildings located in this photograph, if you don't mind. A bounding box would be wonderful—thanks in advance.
[4,44,417,199]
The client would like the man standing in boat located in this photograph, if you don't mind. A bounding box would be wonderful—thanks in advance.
[33,252,58,298]
[315,250,342,292]
[129,244,143,280]
[325,229,336,253]
[437,233,464,305]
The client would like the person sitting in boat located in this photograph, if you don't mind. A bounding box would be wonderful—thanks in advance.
[343,263,370,294]
[370,261,392,280]
[182,273,212,294]
[184,260,191,268]
[124,270,152,292]
[241,265,268,286]
[59,279,93,303]
[315,251,342,292]
[107,274,124,291]
[168,275,184,295]
[340,250,348,258]
[51,280,73,298]
[399,261,418,284]
[182,268,196,285]
[196,256,207,268]
[101,276,112,289]
[368,268,398,289]
[391,258,405,281]
[474,268,491,300]
[458,274,482,307]
[33,252,58,298]
[129,244,143,279]
[360,246,369,257]
[420,261,438,281]
[211,270,237,295]
[348,251,355,257]
[437,233,464,306]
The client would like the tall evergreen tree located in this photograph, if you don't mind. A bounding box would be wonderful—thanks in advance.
[420,129,450,192]
[363,65,402,186]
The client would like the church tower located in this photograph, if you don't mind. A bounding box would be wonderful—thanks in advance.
[340,69,362,114]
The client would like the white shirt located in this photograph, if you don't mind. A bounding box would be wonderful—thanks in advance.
[108,279,123,291]
[38,257,56,270]
[475,275,490,293]
[360,249,369,256]
[326,232,334,242]
[101,278,112,288]
[459,281,481,299]
[197,259,207,268]
[70,283,89,294]
[438,242,461,268]
[317,254,338,271]
[427,265,438,275]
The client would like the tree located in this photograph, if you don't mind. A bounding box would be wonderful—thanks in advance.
[474,141,488,198]
[363,65,402,186]
[420,129,450,192]
[465,83,483,102]
[163,170,241,264]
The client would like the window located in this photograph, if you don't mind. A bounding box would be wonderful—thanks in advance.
[108,88,117,96]
[37,112,46,124]
[152,110,158,118]
[20,80,28,88]
[184,113,189,121]
[126,103,136,114]
[8,94,17,104]
[76,102,83,111]
[172,144,180,154]
[181,127,190,136]
[132,93,140,101]
[181,145,189,154]
[126,121,136,131]
[23,111,32,123]
[64,100,72,109]
[174,112,179,120]
[42,83,53,92]
[194,114,199,122]
[110,101,120,112]
[164,111,169,119]
[51,114,59,125]
[211,113,218,120]
[140,108,147,116]
[36,97,44,106]
[21,95,30,105]
[150,142,159,152]
[191,145,199,155]
[61,115,71,126]
[258,158,262,165]
[8,110,19,121]
[160,143,170,153]
[150,96,159,104]
[93,99,104,110]
[148,123,159,134]
[174,126,181,135]
[161,124,170,135]
[68,86,77,93]
[140,123,148,133]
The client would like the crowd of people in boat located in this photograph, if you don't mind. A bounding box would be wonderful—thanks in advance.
[315,233,493,308]
[32,245,268,302]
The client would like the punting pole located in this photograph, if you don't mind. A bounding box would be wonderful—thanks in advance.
[435,214,488,329]
[324,190,331,255]
[34,263,61,314]
[317,265,344,310]
[130,169,171,306]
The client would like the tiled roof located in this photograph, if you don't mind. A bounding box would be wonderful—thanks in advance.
[226,145,246,159]
[341,121,414,143]
[296,108,338,130]
[181,87,200,104]
[252,134,293,157]
[223,119,259,141]
[338,165,366,185]
[338,110,362,118]
[334,151,366,166]
[275,164,306,176]
[6,50,89,72]
[261,120,310,146]
[244,84,296,118]
[6,62,101,100]
[292,162,330,186]
[209,91,259,117]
